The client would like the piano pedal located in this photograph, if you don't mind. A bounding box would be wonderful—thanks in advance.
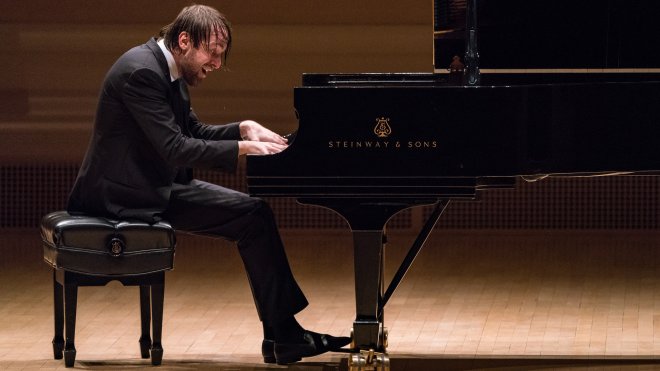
[349,326,388,351]
[348,327,390,371]
[348,349,390,371]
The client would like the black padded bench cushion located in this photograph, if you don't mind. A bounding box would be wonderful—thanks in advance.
[41,211,176,276]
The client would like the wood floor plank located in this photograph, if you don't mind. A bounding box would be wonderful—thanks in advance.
[2,229,660,370]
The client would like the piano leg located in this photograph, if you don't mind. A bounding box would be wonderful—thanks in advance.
[352,230,386,352]
[350,230,391,370]
[350,200,449,352]
[297,198,441,370]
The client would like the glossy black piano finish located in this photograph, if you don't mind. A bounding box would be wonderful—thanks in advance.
[248,72,660,198]
[246,72,660,356]
[246,0,660,361]
[434,0,660,70]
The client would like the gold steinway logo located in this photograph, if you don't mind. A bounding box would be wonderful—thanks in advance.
[327,116,438,150]
[373,117,392,138]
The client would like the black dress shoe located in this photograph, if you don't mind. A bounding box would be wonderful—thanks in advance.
[261,339,276,364]
[272,331,352,365]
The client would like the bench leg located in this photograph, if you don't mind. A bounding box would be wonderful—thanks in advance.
[64,282,78,367]
[52,270,64,359]
[139,285,152,359]
[150,282,164,365]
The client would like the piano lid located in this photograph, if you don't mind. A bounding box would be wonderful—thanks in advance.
[433,0,660,72]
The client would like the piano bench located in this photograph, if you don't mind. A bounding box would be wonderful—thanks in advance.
[40,211,176,368]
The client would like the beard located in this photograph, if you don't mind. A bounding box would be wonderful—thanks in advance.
[181,65,204,87]
[179,53,206,87]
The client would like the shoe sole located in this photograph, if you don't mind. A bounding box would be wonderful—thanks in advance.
[276,355,302,365]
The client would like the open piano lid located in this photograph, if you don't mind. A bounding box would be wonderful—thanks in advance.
[434,0,660,72]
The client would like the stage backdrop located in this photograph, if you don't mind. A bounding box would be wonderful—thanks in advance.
[1,0,659,230]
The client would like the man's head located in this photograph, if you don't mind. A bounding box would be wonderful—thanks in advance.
[160,4,232,86]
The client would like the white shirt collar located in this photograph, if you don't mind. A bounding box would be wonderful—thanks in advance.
[157,38,179,82]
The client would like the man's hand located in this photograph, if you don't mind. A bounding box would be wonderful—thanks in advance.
[238,141,288,155]
[239,120,287,144]
[238,120,288,155]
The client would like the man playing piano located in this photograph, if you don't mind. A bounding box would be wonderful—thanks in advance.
[66,4,350,365]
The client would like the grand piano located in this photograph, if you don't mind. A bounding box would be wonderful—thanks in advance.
[246,1,660,369]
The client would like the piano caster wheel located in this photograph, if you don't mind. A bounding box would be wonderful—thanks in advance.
[349,352,366,370]
[348,350,390,371]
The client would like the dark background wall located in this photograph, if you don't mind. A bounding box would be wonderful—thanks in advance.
[1,0,659,230]
[0,0,430,163]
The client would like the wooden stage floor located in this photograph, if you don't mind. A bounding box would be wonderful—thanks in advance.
[2,228,660,370]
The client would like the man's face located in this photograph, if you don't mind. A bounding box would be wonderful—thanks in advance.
[177,30,227,87]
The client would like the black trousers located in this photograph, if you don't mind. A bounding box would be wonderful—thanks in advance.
[162,179,308,325]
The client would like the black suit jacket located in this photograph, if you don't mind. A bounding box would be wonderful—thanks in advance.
[68,38,241,222]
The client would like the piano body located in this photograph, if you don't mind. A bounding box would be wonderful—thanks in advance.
[247,0,660,368]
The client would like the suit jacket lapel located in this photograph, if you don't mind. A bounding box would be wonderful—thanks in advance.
[145,38,191,135]
[171,79,191,136]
